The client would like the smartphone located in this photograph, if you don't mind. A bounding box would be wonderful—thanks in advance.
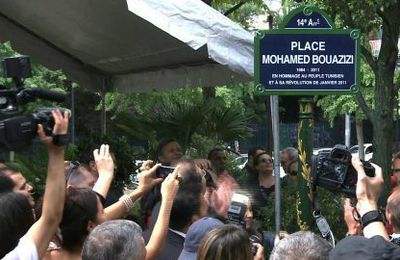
[155,165,175,179]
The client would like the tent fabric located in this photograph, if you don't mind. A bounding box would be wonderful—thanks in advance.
[0,0,254,92]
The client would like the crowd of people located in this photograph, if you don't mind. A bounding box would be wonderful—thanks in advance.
[1,110,400,259]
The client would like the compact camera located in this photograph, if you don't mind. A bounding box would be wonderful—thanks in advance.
[312,144,375,195]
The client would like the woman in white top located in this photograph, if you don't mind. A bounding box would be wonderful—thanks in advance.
[1,110,69,260]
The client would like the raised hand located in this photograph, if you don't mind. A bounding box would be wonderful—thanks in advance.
[161,164,180,203]
[93,144,114,179]
[137,160,163,195]
[353,157,383,215]
[37,110,69,148]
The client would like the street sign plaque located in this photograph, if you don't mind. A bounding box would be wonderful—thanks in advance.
[255,5,360,95]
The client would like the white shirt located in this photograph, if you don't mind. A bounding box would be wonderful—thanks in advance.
[2,235,38,260]
[169,228,186,238]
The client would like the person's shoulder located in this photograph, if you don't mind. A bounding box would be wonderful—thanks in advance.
[43,249,62,260]
[44,248,81,260]
[3,235,38,260]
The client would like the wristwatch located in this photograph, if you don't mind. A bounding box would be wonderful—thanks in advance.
[360,210,383,228]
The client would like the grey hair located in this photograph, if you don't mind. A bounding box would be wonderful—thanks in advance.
[282,147,298,161]
[82,220,145,260]
[270,231,332,260]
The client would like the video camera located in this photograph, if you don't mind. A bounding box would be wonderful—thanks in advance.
[312,144,375,195]
[0,56,67,151]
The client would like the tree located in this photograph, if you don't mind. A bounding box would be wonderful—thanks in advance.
[316,62,376,155]
[107,87,255,158]
[0,41,67,113]
[309,0,400,202]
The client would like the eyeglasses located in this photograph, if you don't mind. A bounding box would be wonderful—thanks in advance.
[393,169,400,173]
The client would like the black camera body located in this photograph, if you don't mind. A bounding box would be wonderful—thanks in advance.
[0,56,67,151]
[312,144,375,195]
[227,193,265,255]
[227,193,248,228]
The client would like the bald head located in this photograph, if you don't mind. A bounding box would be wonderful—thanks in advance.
[387,188,400,232]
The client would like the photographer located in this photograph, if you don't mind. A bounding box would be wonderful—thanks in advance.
[141,138,184,228]
[1,110,69,259]
[330,157,400,259]
[45,159,176,260]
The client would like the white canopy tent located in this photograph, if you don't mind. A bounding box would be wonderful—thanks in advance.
[0,0,254,92]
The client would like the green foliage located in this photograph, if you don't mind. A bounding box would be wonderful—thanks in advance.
[109,86,255,159]
[212,1,266,28]
[256,184,347,239]
[316,50,375,124]
[315,188,347,239]
[187,133,222,158]
[72,87,103,136]
[11,144,78,198]
[308,0,382,33]
[75,134,141,183]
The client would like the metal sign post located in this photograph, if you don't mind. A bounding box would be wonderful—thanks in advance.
[270,95,281,234]
[254,5,360,231]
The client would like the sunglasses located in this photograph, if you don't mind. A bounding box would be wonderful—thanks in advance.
[202,169,216,188]
[352,207,361,223]
[259,158,273,164]
[65,161,80,182]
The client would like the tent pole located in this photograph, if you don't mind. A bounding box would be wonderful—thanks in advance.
[101,82,106,136]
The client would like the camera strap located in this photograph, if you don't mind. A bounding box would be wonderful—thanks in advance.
[52,134,70,146]
[311,184,336,247]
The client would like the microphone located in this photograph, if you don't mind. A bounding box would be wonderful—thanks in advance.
[17,88,66,104]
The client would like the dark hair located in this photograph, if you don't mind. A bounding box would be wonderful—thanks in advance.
[178,160,203,193]
[140,159,203,229]
[65,163,95,188]
[170,192,201,231]
[60,187,99,251]
[247,146,265,159]
[0,192,34,258]
[156,138,178,159]
[207,148,225,160]
[253,152,272,167]
[0,173,15,193]
[0,163,20,173]
[197,224,253,260]
[82,220,145,260]
[393,151,400,162]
